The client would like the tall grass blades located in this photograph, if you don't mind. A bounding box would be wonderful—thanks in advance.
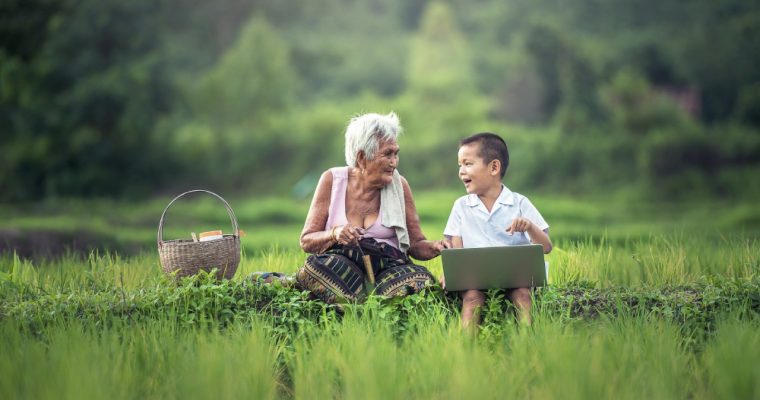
[1,231,759,399]
[0,320,280,399]
[551,234,760,286]
[698,317,760,399]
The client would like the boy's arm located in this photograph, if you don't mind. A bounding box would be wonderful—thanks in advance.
[447,235,463,249]
[507,218,553,254]
[528,225,552,254]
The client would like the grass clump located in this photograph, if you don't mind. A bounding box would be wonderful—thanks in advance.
[1,231,759,399]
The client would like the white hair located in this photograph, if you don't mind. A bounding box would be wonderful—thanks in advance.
[344,112,402,167]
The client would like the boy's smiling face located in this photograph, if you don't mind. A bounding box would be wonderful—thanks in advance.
[458,143,501,195]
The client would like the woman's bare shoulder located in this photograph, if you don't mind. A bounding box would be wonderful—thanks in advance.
[315,169,335,189]
[307,170,335,207]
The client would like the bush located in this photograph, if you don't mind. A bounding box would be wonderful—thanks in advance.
[639,126,760,199]
[514,130,638,194]
[734,82,760,128]
[600,70,696,135]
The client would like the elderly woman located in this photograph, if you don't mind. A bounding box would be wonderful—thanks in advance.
[296,112,447,303]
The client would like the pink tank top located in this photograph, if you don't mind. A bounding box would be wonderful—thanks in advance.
[325,167,400,249]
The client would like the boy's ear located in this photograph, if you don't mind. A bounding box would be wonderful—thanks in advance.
[489,159,501,176]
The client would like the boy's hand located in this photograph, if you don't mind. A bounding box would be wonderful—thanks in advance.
[506,217,533,235]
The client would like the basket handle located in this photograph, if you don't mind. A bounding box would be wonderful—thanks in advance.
[157,189,240,246]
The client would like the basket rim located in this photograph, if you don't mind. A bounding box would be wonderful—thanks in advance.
[159,235,240,246]
[157,190,240,246]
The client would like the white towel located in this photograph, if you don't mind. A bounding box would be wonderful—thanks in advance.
[380,170,410,253]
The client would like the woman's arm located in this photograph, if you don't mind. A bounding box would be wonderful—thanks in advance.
[402,177,446,260]
[300,171,337,253]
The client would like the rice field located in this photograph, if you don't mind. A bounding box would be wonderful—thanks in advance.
[1,193,759,399]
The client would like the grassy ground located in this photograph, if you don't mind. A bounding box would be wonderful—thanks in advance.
[1,192,759,398]
[3,190,759,257]
[2,311,758,399]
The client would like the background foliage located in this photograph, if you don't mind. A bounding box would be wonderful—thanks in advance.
[2,0,760,202]
[3,4,760,397]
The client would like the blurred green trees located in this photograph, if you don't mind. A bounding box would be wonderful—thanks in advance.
[398,2,489,187]
[1,0,759,201]
[1,0,176,200]
[166,17,298,190]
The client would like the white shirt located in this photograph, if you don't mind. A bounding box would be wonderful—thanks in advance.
[444,185,549,248]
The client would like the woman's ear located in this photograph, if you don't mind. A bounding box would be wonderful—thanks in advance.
[356,150,367,170]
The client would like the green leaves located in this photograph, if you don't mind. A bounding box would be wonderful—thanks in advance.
[2,270,758,344]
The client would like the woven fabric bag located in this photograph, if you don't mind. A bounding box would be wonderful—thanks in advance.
[157,190,241,280]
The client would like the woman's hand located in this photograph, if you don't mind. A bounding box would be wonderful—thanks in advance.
[434,239,452,253]
[410,239,450,260]
[333,224,365,245]
[428,239,451,256]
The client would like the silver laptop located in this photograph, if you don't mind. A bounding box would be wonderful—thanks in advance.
[441,244,547,291]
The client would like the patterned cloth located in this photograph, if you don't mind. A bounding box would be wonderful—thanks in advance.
[296,238,434,303]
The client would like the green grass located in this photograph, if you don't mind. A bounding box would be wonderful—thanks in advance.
[1,232,757,291]
[1,193,760,398]
[0,234,759,398]
[0,320,281,399]
[3,191,760,257]
[1,304,758,399]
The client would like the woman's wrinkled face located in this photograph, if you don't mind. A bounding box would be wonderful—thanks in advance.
[364,139,399,186]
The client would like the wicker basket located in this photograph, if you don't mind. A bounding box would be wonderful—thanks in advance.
[157,190,241,280]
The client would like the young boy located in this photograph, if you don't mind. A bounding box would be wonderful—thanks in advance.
[443,132,552,328]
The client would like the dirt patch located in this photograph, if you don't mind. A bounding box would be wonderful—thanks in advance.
[0,229,143,260]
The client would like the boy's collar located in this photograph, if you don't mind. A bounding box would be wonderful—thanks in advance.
[466,185,515,207]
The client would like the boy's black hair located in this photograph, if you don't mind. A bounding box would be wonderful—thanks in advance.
[459,132,509,178]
